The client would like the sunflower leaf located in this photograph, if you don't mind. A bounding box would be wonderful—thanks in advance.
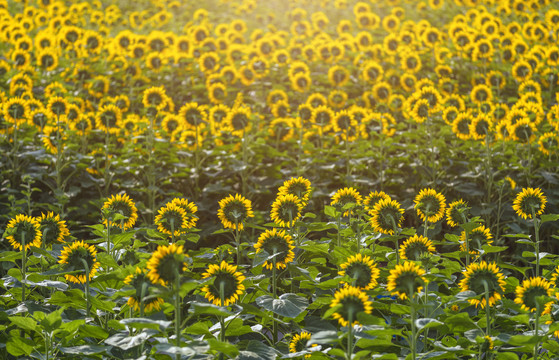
[540,214,559,224]
[415,318,443,331]
[308,330,339,345]
[256,293,308,318]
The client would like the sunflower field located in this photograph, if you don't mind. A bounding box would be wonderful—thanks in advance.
[2,0,559,358]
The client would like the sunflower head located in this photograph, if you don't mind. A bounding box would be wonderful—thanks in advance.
[254,228,295,270]
[513,187,546,220]
[363,191,391,213]
[4,214,42,251]
[218,194,254,231]
[330,286,373,327]
[387,261,427,300]
[278,177,312,206]
[369,198,404,235]
[146,244,190,286]
[154,203,189,237]
[58,240,100,284]
[460,225,493,255]
[124,267,164,313]
[446,199,470,227]
[331,187,363,217]
[414,188,446,223]
[459,261,506,308]
[102,193,138,231]
[399,235,436,261]
[289,332,318,358]
[515,277,554,313]
[338,253,380,290]
[201,261,246,306]
[37,212,70,246]
[271,194,303,228]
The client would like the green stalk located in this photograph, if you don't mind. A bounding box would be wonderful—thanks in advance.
[423,217,428,238]
[272,256,278,344]
[534,302,541,360]
[346,308,354,360]
[389,215,400,265]
[345,135,351,184]
[80,259,91,318]
[174,267,181,360]
[234,222,241,267]
[44,330,49,360]
[336,213,342,248]
[464,229,470,267]
[483,280,491,336]
[106,217,112,265]
[410,287,417,360]
[356,213,361,253]
[21,232,26,303]
[532,208,540,277]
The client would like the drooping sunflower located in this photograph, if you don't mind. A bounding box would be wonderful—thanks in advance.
[369,198,404,235]
[459,261,506,308]
[168,198,198,229]
[460,225,493,254]
[387,261,427,300]
[513,187,546,220]
[399,235,436,261]
[414,188,446,223]
[124,267,164,313]
[4,214,42,251]
[58,240,100,284]
[254,228,295,270]
[102,194,138,231]
[201,261,245,306]
[339,254,380,290]
[218,194,254,230]
[37,212,70,246]
[446,199,469,227]
[363,191,391,213]
[331,187,363,217]
[154,202,189,237]
[330,286,373,327]
[277,177,312,206]
[289,331,318,358]
[515,277,554,313]
[271,194,303,228]
[146,244,189,286]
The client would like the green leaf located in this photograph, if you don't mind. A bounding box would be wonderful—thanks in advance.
[0,251,21,262]
[6,336,35,356]
[256,293,308,318]
[79,324,109,339]
[237,341,277,360]
[324,205,338,218]
[208,338,239,358]
[309,330,339,345]
[120,318,172,331]
[445,313,477,332]
[495,353,519,360]
[59,345,110,355]
[9,316,37,332]
[40,308,64,332]
[507,335,545,346]
[189,302,232,317]
[540,214,559,224]
[481,245,507,253]
[415,318,443,330]
[104,331,150,350]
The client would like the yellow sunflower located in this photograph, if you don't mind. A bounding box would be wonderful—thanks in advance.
[369,199,404,235]
[102,193,138,231]
[399,235,436,261]
[330,286,373,327]
[459,261,506,308]
[387,261,427,300]
[217,194,254,230]
[4,214,42,251]
[37,211,70,246]
[446,199,469,227]
[338,253,380,290]
[124,267,164,313]
[58,240,100,284]
[515,277,554,313]
[254,228,295,270]
[414,188,446,223]
[201,261,245,306]
[146,243,189,286]
[331,187,363,217]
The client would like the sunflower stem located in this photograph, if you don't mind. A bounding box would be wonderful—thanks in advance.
[272,256,278,344]
[534,302,541,360]
[234,222,241,267]
[532,208,540,277]
[174,266,181,360]
[464,229,470,267]
[336,213,342,248]
[410,291,417,360]
[171,218,175,244]
[347,308,354,360]
[483,280,491,337]
[423,217,428,239]
[219,281,226,342]
[80,259,91,318]
[21,232,26,303]
[106,217,112,267]
[356,213,361,253]
[139,282,148,357]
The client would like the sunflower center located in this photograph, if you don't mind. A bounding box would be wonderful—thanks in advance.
[404,242,429,261]
[523,287,549,310]
[211,272,238,301]
[66,247,95,272]
[346,263,373,288]
[468,271,499,295]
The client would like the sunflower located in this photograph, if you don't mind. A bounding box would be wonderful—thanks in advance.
[102,194,138,231]
[399,235,436,261]
[331,187,362,217]
[3,97,30,125]
[58,240,100,284]
[224,106,251,136]
[37,212,70,246]
[538,132,558,156]
[277,177,312,206]
[330,286,373,327]
[470,84,492,105]
[387,261,427,300]
[289,331,318,358]
[328,65,350,87]
[512,60,533,82]
[271,194,303,228]
[254,228,295,270]
[179,102,208,130]
[291,72,311,93]
[218,194,254,231]
[460,225,493,255]
[458,261,506,308]
[509,118,536,143]
[155,203,189,236]
[363,191,391,213]
[369,198,404,235]
[95,104,122,135]
[146,244,189,286]
[414,188,446,223]
[452,112,472,140]
[201,261,245,306]
[513,187,546,220]
[470,114,493,141]
[446,199,469,227]
[124,267,164,313]
[168,198,198,229]
[515,277,554,313]
[339,254,380,290]
[362,60,383,84]
[142,86,168,111]
[4,214,42,251]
